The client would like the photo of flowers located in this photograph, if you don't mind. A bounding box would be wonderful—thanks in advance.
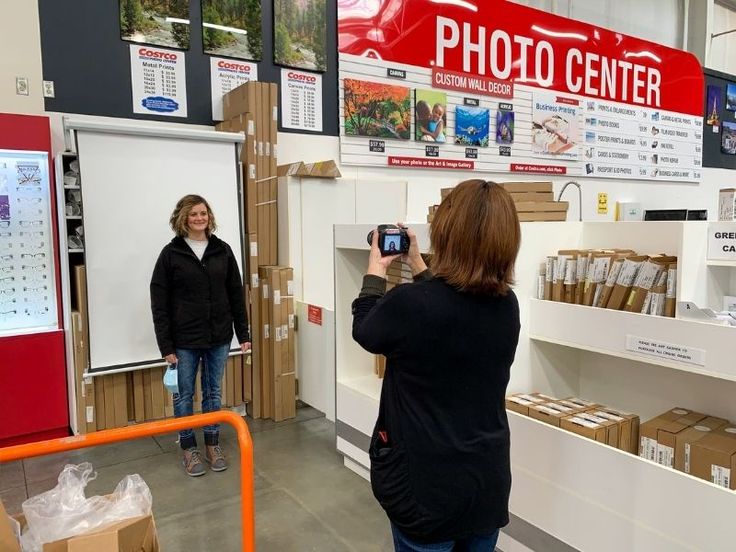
[202,0,262,61]
[274,0,327,72]
[415,89,447,143]
[496,110,514,145]
[120,0,190,49]
[454,106,490,147]
[706,85,722,126]
[343,79,411,140]
[727,83,736,112]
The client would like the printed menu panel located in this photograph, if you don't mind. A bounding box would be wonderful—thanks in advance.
[0,150,58,335]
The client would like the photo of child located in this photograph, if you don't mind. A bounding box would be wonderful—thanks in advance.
[415,89,447,143]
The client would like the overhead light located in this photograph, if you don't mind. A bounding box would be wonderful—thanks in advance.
[531,25,587,41]
[428,0,478,12]
[203,22,248,36]
[625,50,662,63]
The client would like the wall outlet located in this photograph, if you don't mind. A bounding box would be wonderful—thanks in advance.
[43,80,55,98]
[15,77,29,96]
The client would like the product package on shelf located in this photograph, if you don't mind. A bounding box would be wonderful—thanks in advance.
[560,415,610,444]
[689,424,736,490]
[639,408,708,464]
[605,255,648,310]
[582,252,613,306]
[528,401,590,427]
[718,188,736,221]
[672,416,729,473]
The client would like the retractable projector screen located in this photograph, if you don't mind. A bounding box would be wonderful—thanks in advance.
[75,124,243,374]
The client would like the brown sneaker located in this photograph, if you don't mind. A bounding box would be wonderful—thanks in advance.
[205,445,228,472]
[182,448,206,477]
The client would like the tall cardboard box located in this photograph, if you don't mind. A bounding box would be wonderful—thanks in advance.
[247,273,262,419]
[639,408,707,462]
[258,266,273,419]
[268,267,283,418]
[223,80,258,120]
[674,417,728,473]
[689,425,736,489]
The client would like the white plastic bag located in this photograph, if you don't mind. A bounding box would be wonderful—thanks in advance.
[19,462,152,551]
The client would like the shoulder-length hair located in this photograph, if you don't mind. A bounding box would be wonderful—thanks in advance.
[169,194,217,237]
[430,179,521,296]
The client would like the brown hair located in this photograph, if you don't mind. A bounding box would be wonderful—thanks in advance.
[169,194,217,237]
[430,179,521,295]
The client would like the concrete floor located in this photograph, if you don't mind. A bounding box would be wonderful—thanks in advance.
[0,406,395,551]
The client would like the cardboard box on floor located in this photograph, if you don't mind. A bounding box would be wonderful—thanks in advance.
[0,498,159,552]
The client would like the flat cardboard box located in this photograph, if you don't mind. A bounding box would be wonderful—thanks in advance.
[596,408,640,453]
[606,256,648,310]
[233,355,243,406]
[269,82,278,177]
[499,182,553,193]
[509,191,554,203]
[276,161,342,178]
[664,263,677,317]
[223,80,258,120]
[561,415,608,443]
[514,201,569,213]
[505,395,538,416]
[247,284,262,419]
[689,425,736,489]
[579,411,619,447]
[674,416,728,473]
[639,408,707,462]
[258,266,273,419]
[529,402,587,427]
[285,268,295,387]
[517,211,567,222]
[596,257,625,308]
[623,259,664,313]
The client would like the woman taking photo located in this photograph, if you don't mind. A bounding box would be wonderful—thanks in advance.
[150,195,250,477]
[352,179,521,551]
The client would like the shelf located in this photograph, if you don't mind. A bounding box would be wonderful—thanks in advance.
[529,299,736,382]
[706,259,736,267]
[508,411,735,550]
[66,216,82,220]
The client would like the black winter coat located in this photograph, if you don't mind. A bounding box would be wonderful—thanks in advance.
[150,235,249,356]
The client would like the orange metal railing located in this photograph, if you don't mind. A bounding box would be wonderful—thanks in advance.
[0,410,255,551]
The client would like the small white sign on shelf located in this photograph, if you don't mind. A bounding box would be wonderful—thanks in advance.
[626,335,706,367]
[707,222,736,261]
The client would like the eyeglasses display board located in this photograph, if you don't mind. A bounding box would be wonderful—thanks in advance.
[0,150,58,335]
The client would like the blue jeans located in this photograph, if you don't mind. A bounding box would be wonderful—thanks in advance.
[173,343,230,450]
[391,524,499,552]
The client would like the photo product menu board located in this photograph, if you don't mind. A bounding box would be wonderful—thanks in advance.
[0,150,58,335]
[281,68,323,132]
[130,45,188,118]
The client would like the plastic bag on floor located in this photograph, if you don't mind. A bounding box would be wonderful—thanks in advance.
[19,462,152,551]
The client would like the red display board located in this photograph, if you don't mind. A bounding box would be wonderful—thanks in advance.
[0,113,68,446]
[337,0,705,180]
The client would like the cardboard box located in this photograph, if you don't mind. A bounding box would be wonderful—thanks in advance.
[606,256,647,310]
[375,355,387,379]
[514,201,568,213]
[623,259,664,313]
[499,181,553,193]
[689,425,736,489]
[664,262,677,318]
[552,251,577,302]
[509,191,554,203]
[595,257,625,308]
[718,188,736,221]
[529,402,587,427]
[674,416,728,473]
[506,393,559,415]
[276,161,342,178]
[517,211,567,222]
[639,408,707,462]
[1,497,160,552]
[246,283,262,419]
[269,82,278,176]
[440,187,454,200]
[258,266,273,419]
[595,408,640,453]
[560,415,608,443]
[223,80,258,120]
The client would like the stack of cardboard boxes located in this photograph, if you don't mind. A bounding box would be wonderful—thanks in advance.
[428,182,568,223]
[216,81,298,422]
[506,393,640,453]
[540,249,677,317]
[640,407,736,490]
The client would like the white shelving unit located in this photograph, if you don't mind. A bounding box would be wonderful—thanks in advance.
[334,221,736,551]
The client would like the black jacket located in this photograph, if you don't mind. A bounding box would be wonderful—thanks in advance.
[150,234,249,356]
[352,273,519,543]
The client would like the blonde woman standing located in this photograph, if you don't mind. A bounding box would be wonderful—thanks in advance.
[150,195,251,477]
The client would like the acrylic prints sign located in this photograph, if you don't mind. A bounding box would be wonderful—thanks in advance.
[201,0,262,61]
[120,0,190,49]
[273,0,327,72]
[343,79,411,140]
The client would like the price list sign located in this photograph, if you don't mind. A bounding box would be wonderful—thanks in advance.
[280,69,323,132]
[130,45,187,118]
[210,58,258,121]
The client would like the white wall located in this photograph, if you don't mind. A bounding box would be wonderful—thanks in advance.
[0,0,44,114]
[710,2,736,74]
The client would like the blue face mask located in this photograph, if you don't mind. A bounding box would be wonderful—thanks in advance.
[163,363,179,394]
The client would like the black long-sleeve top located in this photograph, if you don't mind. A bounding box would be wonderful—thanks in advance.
[352,271,520,543]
